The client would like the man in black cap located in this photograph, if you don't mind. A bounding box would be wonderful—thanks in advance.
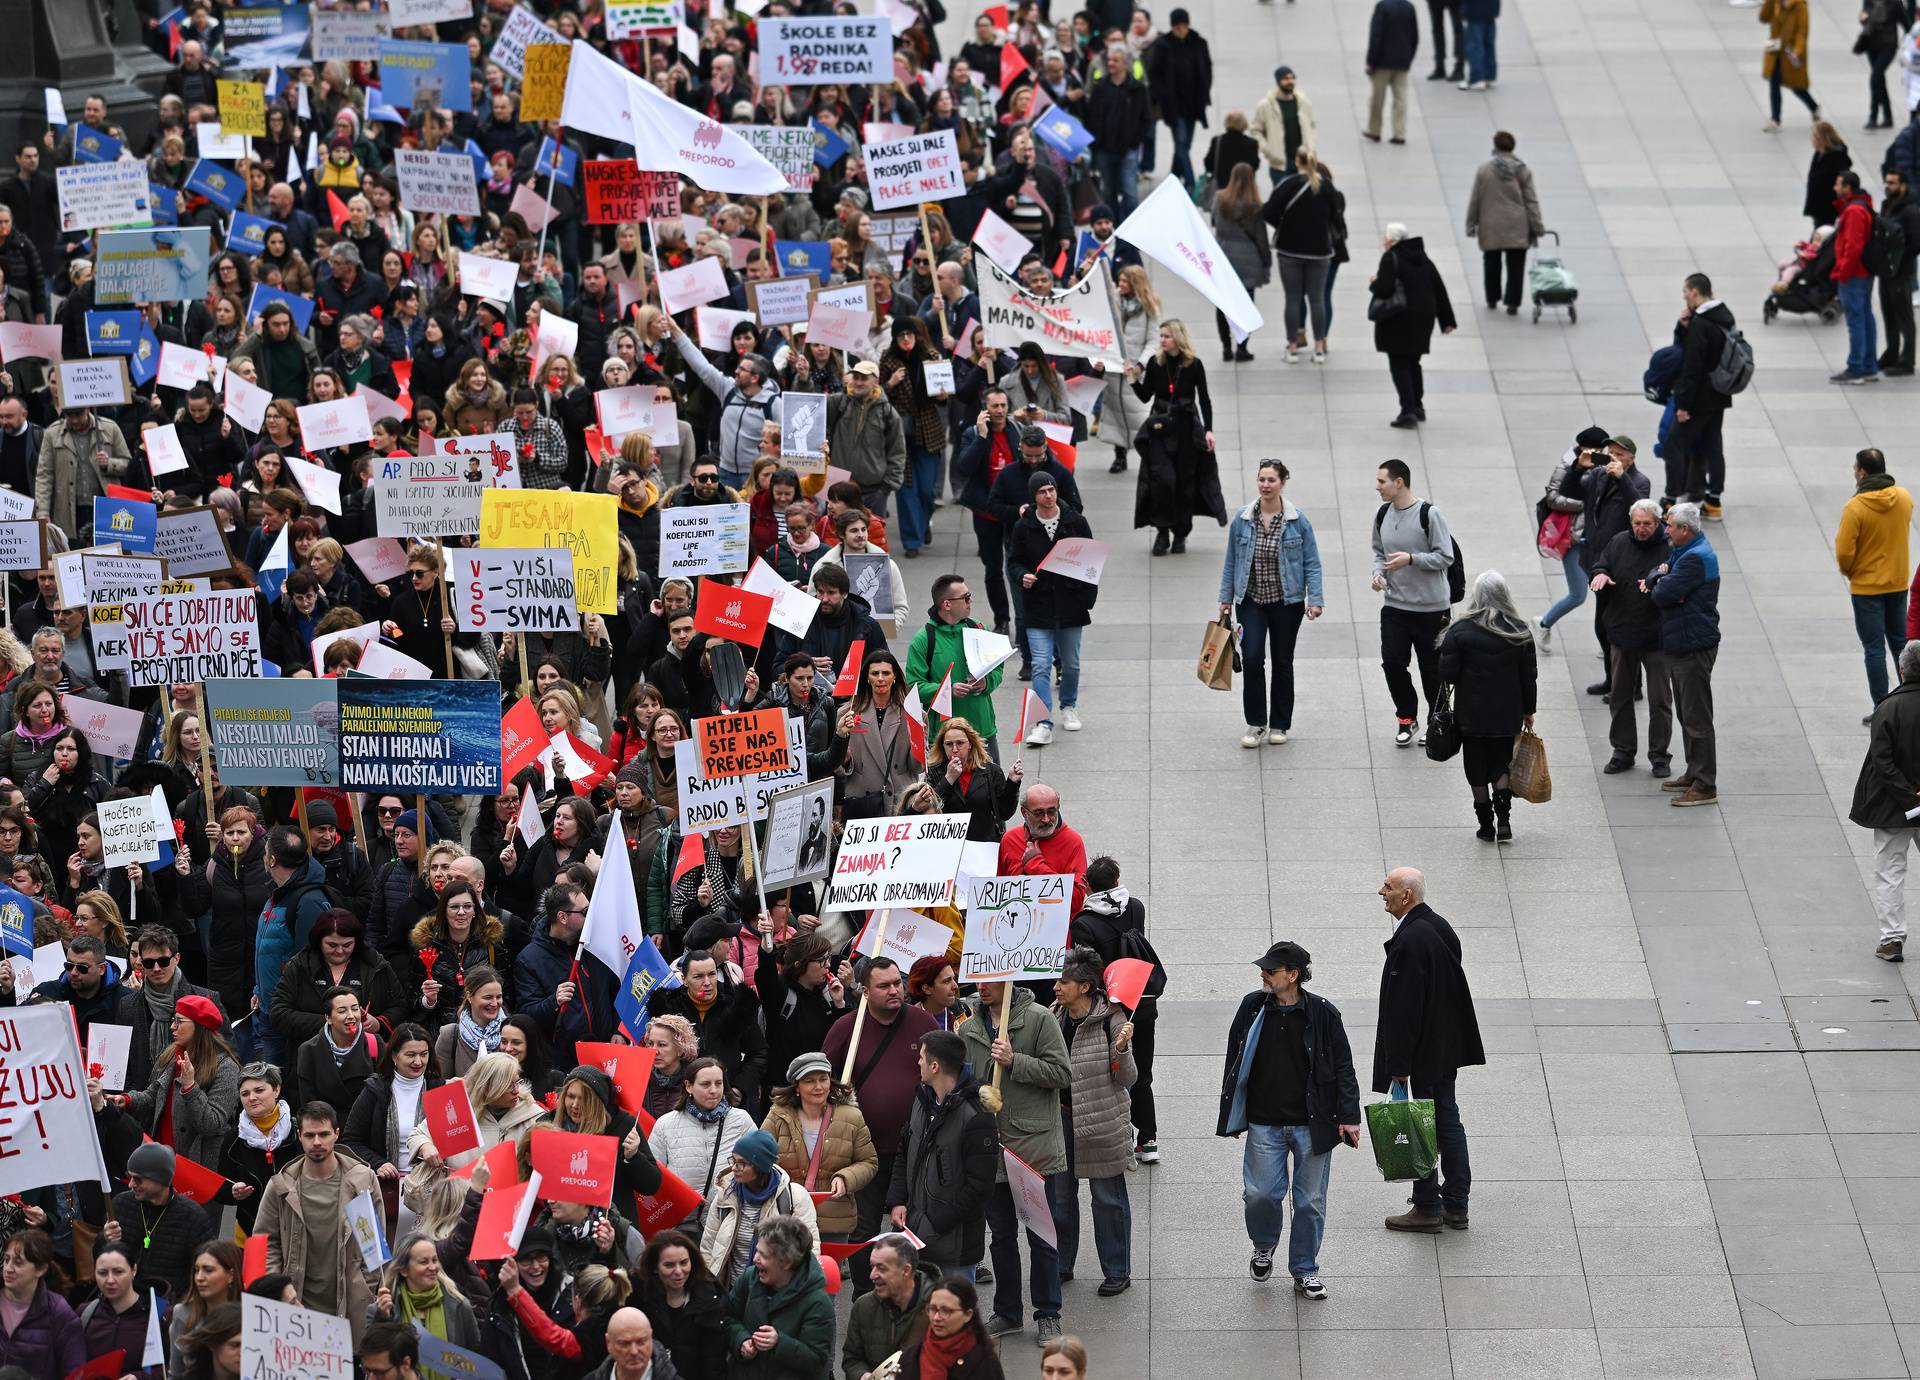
[1215,940,1360,1300]
[305,800,375,915]
[101,1139,214,1299]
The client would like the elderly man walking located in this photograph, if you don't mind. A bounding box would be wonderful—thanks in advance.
[1374,868,1483,1233]
[1852,642,1920,963]
[1648,502,1722,807]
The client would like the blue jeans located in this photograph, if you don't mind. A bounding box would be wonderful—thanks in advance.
[985,1178,1061,1320]
[1026,625,1082,719]
[1241,1123,1331,1278]
[1166,117,1197,188]
[1541,546,1587,627]
[1093,147,1141,219]
[1410,1074,1470,1215]
[249,1017,286,1077]
[896,445,942,551]
[1054,1109,1132,1282]
[1852,590,1909,703]
[1463,19,1496,82]
[1841,277,1880,376]
[1237,598,1306,730]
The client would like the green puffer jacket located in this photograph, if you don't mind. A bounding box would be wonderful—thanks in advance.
[956,986,1071,1177]
[905,613,1002,741]
[724,1252,836,1380]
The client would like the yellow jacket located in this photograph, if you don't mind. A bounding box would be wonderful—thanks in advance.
[1836,478,1913,594]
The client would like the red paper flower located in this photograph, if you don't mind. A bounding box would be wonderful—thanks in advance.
[491,322,506,339]
[540,1091,558,1110]
[172,820,186,842]
[371,305,383,320]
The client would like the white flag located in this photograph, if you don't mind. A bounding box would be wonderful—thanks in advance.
[577,812,645,978]
[515,782,545,847]
[1115,176,1265,338]
[142,1286,165,1368]
[261,524,289,574]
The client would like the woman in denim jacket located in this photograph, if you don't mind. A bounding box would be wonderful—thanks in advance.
[1218,460,1324,747]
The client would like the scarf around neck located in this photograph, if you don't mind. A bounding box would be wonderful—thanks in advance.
[237,1100,293,1152]
[458,1008,505,1054]
[920,1323,976,1380]
[399,1281,447,1338]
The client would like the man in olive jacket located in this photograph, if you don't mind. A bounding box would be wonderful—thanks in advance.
[827,363,907,515]
[957,980,1071,1337]
[1852,640,1920,963]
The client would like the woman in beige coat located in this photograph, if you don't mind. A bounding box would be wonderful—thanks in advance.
[835,651,918,815]
[1761,0,1819,131]
[1051,947,1138,1295]
[758,1052,878,1241]
[1463,131,1545,316]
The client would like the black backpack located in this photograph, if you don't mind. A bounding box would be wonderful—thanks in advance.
[1374,500,1466,605]
[1073,908,1168,1002]
[1864,210,1907,278]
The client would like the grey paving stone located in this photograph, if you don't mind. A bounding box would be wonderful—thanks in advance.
[1440,1275,1594,1330]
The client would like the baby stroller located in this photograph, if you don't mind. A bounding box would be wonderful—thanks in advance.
[1528,230,1578,323]
[1762,228,1841,324]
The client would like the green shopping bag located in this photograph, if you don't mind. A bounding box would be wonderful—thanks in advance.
[1366,1097,1439,1181]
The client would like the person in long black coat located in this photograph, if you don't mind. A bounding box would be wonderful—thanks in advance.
[1369,228,1457,429]
[1804,126,1852,229]
[1374,867,1485,1232]
[1436,571,1537,843]
[1126,322,1226,555]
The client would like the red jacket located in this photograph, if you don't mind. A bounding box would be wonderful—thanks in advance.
[997,822,1089,914]
[1834,191,1876,281]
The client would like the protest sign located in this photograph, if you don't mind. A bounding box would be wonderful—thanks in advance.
[221,371,270,433]
[70,125,123,163]
[978,256,1124,367]
[378,39,474,112]
[312,8,386,61]
[0,521,45,572]
[696,306,757,353]
[736,125,816,193]
[82,309,138,356]
[961,625,1017,680]
[581,162,678,224]
[530,311,577,377]
[843,553,893,623]
[1061,374,1104,418]
[759,777,836,889]
[606,0,681,37]
[758,16,891,82]
[394,149,481,217]
[530,1127,617,1207]
[658,503,749,579]
[184,161,244,215]
[695,708,791,780]
[812,281,870,315]
[338,680,504,793]
[822,813,971,913]
[344,538,411,585]
[436,433,522,488]
[413,1333,505,1380]
[154,506,236,578]
[344,1189,389,1272]
[0,322,61,364]
[854,906,953,969]
[592,386,663,442]
[66,696,146,761]
[143,422,188,477]
[122,586,261,686]
[1115,176,1265,337]
[491,6,564,80]
[456,251,519,302]
[54,543,117,609]
[0,490,27,522]
[520,42,571,123]
[672,718,806,833]
[246,284,314,335]
[422,1081,482,1159]
[1037,537,1110,585]
[470,1172,543,1259]
[373,455,485,538]
[54,358,130,409]
[804,301,866,352]
[55,163,150,232]
[98,794,166,868]
[691,579,774,649]
[297,395,373,451]
[93,496,156,554]
[355,642,432,680]
[157,340,224,392]
[86,1022,132,1093]
[749,277,813,328]
[478,489,618,614]
[204,680,341,786]
[772,240,830,283]
[740,557,819,640]
[388,0,472,23]
[448,1137,520,1185]
[656,256,730,317]
[864,120,915,144]
[285,455,342,515]
[217,80,266,137]
[449,548,578,634]
[509,181,558,233]
[862,130,963,210]
[959,873,1074,980]
[779,393,827,459]
[1003,1148,1058,1248]
[241,1294,352,1380]
[82,551,164,674]
[924,360,955,395]
[0,1005,111,1195]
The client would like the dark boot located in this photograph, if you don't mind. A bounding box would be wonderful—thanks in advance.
[1234,343,1254,361]
[1493,788,1514,842]
[1152,529,1171,556]
[1473,799,1495,842]
[1449,60,1465,81]
[1109,447,1128,474]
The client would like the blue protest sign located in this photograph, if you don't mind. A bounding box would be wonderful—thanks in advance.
[365,86,406,125]
[227,212,282,256]
[184,160,243,213]
[149,185,179,226]
[93,497,158,554]
[95,227,213,306]
[533,137,578,188]
[412,1327,506,1380]
[0,886,31,958]
[72,127,124,165]
[337,679,503,793]
[1075,227,1100,265]
[462,139,489,182]
[773,240,831,283]
[85,311,142,357]
[246,284,315,335]
[614,940,681,1040]
[1033,108,1094,161]
[376,40,474,113]
[810,119,850,168]
[129,321,160,387]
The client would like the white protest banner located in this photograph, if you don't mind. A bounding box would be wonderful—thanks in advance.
[864,120,916,144]
[924,360,955,395]
[593,385,655,441]
[82,551,165,675]
[0,520,43,573]
[760,777,836,889]
[977,256,1124,367]
[195,125,247,160]
[0,323,62,364]
[143,423,188,477]
[672,718,807,833]
[741,557,820,639]
[394,149,481,217]
[54,359,130,409]
[1037,537,1110,585]
[960,873,1074,979]
[122,586,262,687]
[157,340,224,392]
[822,813,971,913]
[55,162,150,232]
[223,370,270,433]
[345,1190,390,1271]
[353,641,432,680]
[387,0,472,23]
[1115,175,1265,337]
[491,5,565,80]
[735,125,816,193]
[854,905,952,969]
[0,1004,110,1195]
[748,276,812,328]
[358,387,409,430]
[450,548,578,633]
[286,455,343,515]
[697,306,757,352]
[1003,1148,1058,1248]
[98,793,166,868]
[154,507,234,578]
[961,625,1017,680]
[45,91,65,128]
[659,503,750,578]
[372,454,485,538]
[657,256,730,317]
[779,393,827,461]
[0,490,29,522]
[297,394,373,451]
[241,1294,352,1380]
[438,433,523,488]
[804,302,866,352]
[813,282,869,315]
[457,251,520,302]
[65,695,147,761]
[757,16,892,83]
[862,129,963,210]
[344,538,411,585]
[311,8,387,61]
[311,620,379,674]
[606,0,681,38]
[86,1022,132,1092]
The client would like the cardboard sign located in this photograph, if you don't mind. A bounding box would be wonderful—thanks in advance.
[758,16,892,82]
[0,1005,111,1195]
[0,520,46,573]
[823,813,971,913]
[659,503,750,579]
[749,277,813,328]
[82,551,165,675]
[338,680,504,794]
[153,506,235,578]
[479,489,619,614]
[490,5,564,80]
[470,1171,544,1259]
[217,80,266,137]
[592,385,662,442]
[204,679,341,787]
[529,1126,617,1207]
[740,557,820,640]
[657,255,730,317]
[779,393,827,460]
[582,161,679,224]
[672,718,807,833]
[959,873,1074,980]
[122,586,261,687]
[854,905,953,970]
[520,42,571,123]
[695,707,791,780]
[296,395,373,451]
[54,162,151,232]
[1037,537,1109,585]
[394,148,481,217]
[736,125,816,193]
[0,323,62,364]
[759,777,836,889]
[422,1081,482,1160]
[54,358,130,409]
[457,251,520,302]
[977,256,1124,368]
[450,548,578,634]
[862,129,963,209]
[240,1295,353,1380]
[690,580,774,650]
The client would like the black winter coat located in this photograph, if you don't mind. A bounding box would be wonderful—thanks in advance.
[1372,904,1485,1092]
[314,838,377,918]
[1371,238,1457,357]
[1806,144,1854,226]
[928,759,1020,842]
[512,928,618,1071]
[885,1068,999,1266]
[1084,75,1152,153]
[1673,302,1737,414]
[1367,0,1421,69]
[1262,174,1337,260]
[344,1070,446,1174]
[1436,620,1536,738]
[638,1280,729,1380]
[754,944,846,1094]
[178,835,273,1020]
[1007,508,1097,629]
[650,974,769,1112]
[1215,988,1360,1155]
[110,1187,213,1300]
[986,456,1082,526]
[1590,528,1670,652]
[1146,30,1213,123]
[296,1024,380,1122]
[1560,457,1652,563]
[368,860,436,962]
[1853,680,1920,830]
[168,408,246,503]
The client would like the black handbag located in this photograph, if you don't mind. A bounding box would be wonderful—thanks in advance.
[1368,278,1407,322]
[1424,684,1461,762]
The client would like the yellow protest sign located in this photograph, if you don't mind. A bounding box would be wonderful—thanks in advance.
[521,45,571,123]
[479,489,618,614]
[217,81,267,138]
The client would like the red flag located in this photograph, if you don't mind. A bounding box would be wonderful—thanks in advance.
[984,4,1009,29]
[422,1082,483,1160]
[574,1042,657,1119]
[471,1176,542,1260]
[67,1351,126,1380]
[691,579,774,650]
[392,359,412,394]
[326,189,351,233]
[833,639,866,697]
[1104,958,1154,1013]
[1000,43,1029,89]
[106,483,152,502]
[585,425,611,465]
[241,1233,268,1286]
[530,1126,617,1207]
[171,1153,226,1205]
[1051,243,1068,279]
[449,1137,521,1186]
[1046,437,1077,471]
[501,695,549,783]
[559,730,617,794]
[672,833,704,885]
[632,1167,705,1235]
[903,685,927,766]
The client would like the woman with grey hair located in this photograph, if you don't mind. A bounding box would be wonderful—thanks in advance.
[324,312,398,398]
[1437,571,1537,841]
[1369,221,1456,429]
[722,1213,834,1373]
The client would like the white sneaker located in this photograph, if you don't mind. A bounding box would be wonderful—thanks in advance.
[1311,351,1326,365]
[1061,707,1082,731]
[1026,722,1054,746]
[1285,345,1301,364]
[1242,725,1264,748]
[1267,727,1288,745]
[1535,617,1553,653]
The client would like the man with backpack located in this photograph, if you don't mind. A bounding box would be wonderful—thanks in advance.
[1370,459,1459,748]
[1662,273,1746,520]
[1832,171,1884,386]
[1070,855,1166,1164]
